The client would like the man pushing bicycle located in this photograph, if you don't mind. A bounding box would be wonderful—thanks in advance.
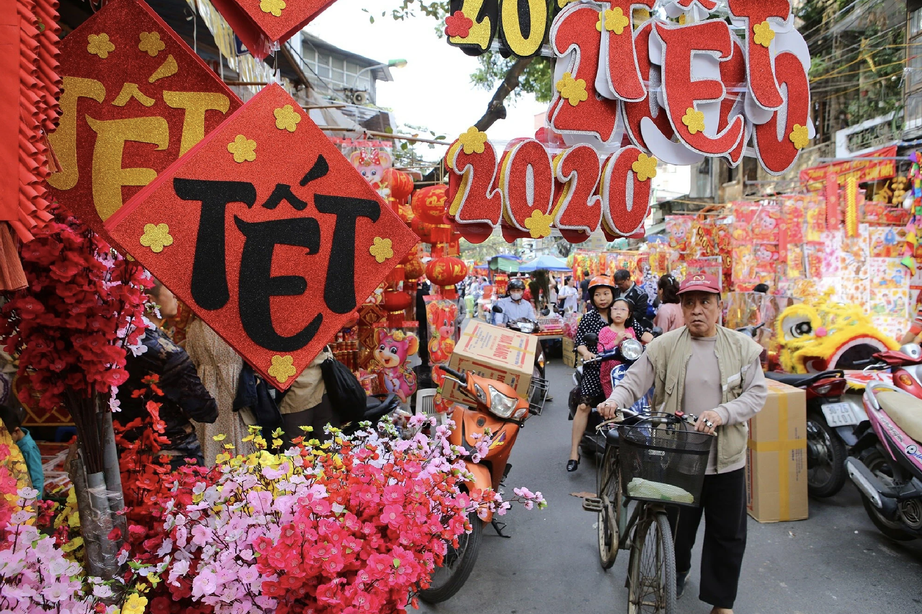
[598,273,767,614]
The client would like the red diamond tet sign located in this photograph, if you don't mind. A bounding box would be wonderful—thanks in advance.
[106,84,419,390]
[210,0,337,59]
[46,0,242,250]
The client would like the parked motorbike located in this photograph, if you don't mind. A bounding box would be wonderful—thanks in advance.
[764,370,857,497]
[418,365,531,603]
[568,332,653,460]
[846,381,922,540]
[867,343,922,398]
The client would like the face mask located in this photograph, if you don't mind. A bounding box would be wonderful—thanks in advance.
[510,291,524,301]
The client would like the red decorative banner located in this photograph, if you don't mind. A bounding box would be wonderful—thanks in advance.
[45,0,242,249]
[800,145,899,190]
[210,0,336,59]
[106,84,418,390]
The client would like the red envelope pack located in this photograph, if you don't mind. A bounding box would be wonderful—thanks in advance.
[106,84,419,390]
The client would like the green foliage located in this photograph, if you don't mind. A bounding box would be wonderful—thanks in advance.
[472,54,553,103]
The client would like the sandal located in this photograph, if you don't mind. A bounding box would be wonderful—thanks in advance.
[566,458,580,472]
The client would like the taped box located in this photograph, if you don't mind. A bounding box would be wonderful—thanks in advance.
[746,379,808,523]
[562,336,576,368]
[440,321,538,406]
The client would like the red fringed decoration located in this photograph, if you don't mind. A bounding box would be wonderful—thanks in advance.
[0,0,60,290]
[825,172,839,231]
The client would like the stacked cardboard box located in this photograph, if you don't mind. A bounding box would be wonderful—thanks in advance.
[746,379,808,522]
[440,321,538,406]
[562,337,576,368]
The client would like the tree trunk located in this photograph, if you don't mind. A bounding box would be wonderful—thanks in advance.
[422,56,535,183]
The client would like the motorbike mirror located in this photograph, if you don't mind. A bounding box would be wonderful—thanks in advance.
[584,333,598,345]
[651,326,663,338]
[492,305,504,313]
[540,308,550,316]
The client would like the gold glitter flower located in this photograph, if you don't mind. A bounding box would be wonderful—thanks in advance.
[753,21,775,48]
[556,72,588,107]
[369,237,394,263]
[260,0,286,17]
[458,127,489,155]
[682,107,705,135]
[227,135,257,163]
[789,124,809,150]
[632,153,658,182]
[138,32,165,57]
[524,210,554,239]
[274,105,302,132]
[268,355,297,384]
[87,33,115,59]
[139,223,173,253]
[603,8,630,35]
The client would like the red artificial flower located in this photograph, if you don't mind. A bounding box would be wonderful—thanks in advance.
[444,10,473,38]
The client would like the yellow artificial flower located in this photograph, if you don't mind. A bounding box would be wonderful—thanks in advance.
[753,21,775,48]
[603,8,630,35]
[555,72,588,107]
[260,0,286,18]
[369,237,394,263]
[227,135,257,163]
[138,32,165,57]
[87,33,115,59]
[524,210,554,239]
[682,107,705,135]
[458,127,489,155]
[274,104,301,132]
[122,593,148,614]
[139,223,173,253]
[789,124,810,150]
[631,153,658,182]
[268,355,297,384]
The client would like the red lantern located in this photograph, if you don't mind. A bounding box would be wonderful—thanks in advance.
[412,185,449,225]
[385,264,405,286]
[426,257,468,299]
[382,290,413,326]
[404,257,424,281]
[382,168,415,203]
[411,217,435,244]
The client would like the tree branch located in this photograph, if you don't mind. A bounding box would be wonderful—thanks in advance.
[473,55,536,132]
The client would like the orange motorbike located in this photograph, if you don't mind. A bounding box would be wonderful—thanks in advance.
[418,365,531,603]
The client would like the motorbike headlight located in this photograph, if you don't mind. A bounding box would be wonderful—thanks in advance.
[621,338,644,361]
[518,322,535,333]
[488,385,519,419]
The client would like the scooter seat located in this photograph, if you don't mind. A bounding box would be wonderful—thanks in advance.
[876,389,922,444]
[764,371,841,388]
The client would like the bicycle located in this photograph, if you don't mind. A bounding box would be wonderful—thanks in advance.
[584,410,713,614]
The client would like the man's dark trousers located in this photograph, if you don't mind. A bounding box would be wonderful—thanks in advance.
[667,468,747,609]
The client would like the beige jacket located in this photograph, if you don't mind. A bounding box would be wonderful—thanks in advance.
[278,347,333,415]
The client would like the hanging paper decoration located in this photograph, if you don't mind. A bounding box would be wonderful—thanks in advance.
[845,176,859,238]
[0,0,60,290]
[425,298,458,365]
[381,168,415,204]
[45,0,242,250]
[105,84,419,390]
[209,0,336,60]
[825,172,839,231]
[350,148,393,200]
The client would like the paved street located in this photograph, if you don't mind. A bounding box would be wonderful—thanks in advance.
[415,360,922,614]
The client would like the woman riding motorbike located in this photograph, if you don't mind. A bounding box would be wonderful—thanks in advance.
[568,277,652,472]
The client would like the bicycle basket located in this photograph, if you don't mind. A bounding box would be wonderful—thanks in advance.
[618,413,712,507]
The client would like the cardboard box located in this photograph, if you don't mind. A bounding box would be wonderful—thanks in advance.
[747,379,809,523]
[562,336,576,368]
[440,321,538,406]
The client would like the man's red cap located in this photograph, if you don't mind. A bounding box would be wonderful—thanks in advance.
[678,273,721,295]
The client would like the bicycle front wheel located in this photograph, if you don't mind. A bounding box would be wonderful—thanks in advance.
[597,445,621,569]
[627,511,676,614]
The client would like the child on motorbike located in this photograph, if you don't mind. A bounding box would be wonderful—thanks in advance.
[597,298,645,397]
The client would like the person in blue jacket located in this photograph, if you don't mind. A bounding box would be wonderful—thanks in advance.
[0,404,44,498]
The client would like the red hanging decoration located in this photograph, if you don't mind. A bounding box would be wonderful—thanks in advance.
[426,257,467,299]
[825,172,839,231]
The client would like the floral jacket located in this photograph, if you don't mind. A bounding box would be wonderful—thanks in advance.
[115,326,218,458]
